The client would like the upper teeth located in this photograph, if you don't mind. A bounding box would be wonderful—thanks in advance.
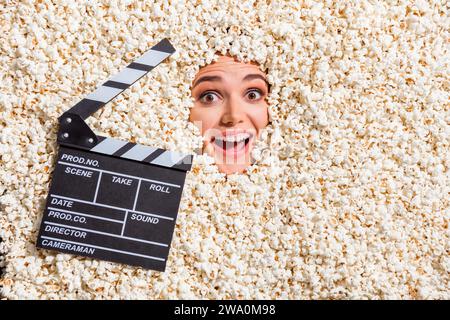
[215,133,251,143]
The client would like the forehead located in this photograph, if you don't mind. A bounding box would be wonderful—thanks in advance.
[195,55,265,77]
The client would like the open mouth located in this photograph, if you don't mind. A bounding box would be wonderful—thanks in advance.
[211,132,253,156]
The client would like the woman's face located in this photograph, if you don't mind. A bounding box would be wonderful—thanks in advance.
[189,55,270,174]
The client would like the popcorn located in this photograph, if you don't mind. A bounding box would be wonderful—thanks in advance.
[1,0,449,300]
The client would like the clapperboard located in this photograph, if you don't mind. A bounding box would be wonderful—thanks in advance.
[36,39,193,271]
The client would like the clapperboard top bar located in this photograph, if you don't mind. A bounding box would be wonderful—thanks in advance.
[57,39,193,172]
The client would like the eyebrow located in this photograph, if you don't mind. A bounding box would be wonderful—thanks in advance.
[242,74,270,89]
[192,73,270,90]
[192,75,222,89]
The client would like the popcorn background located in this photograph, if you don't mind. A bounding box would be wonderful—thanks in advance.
[0,0,449,299]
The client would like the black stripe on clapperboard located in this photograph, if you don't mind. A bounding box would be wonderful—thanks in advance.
[103,81,129,90]
[142,149,166,163]
[128,63,154,72]
[112,142,136,156]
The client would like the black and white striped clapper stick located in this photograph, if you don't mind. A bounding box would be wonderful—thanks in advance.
[36,39,194,271]
[68,38,175,120]
[58,38,193,171]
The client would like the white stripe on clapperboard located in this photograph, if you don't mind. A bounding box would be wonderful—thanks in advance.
[134,49,171,66]
[151,150,187,168]
[86,86,123,103]
[50,194,174,221]
[90,138,128,155]
[109,67,147,85]
[43,221,168,247]
[57,161,181,188]
[121,144,158,162]
[40,235,165,262]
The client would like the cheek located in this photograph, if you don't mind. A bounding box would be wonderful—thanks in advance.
[249,104,270,130]
[189,105,220,135]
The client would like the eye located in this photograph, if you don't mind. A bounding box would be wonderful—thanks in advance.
[199,91,220,104]
[246,89,263,101]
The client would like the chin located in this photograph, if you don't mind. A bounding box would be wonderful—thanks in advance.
[216,162,249,174]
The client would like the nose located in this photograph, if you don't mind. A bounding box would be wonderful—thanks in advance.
[220,94,244,127]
